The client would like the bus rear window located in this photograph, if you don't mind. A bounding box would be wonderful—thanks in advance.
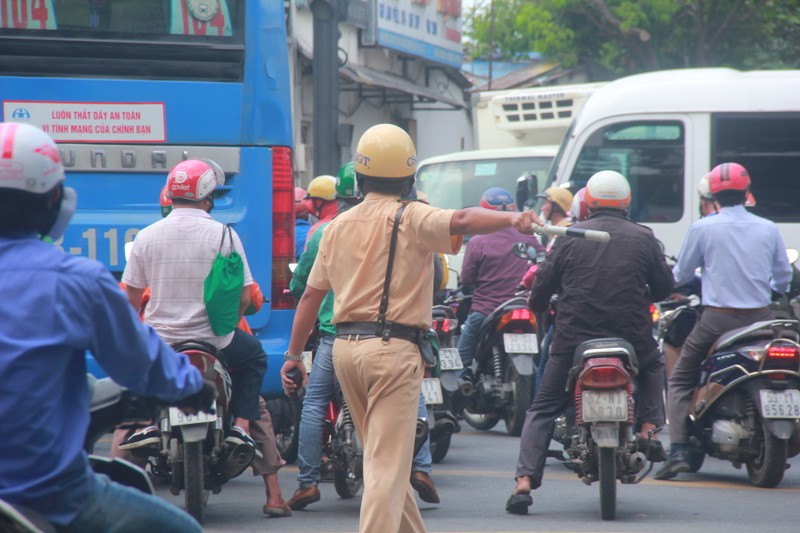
[713,114,800,223]
[0,0,243,80]
[569,121,685,223]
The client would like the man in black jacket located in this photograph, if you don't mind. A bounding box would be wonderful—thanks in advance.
[506,170,673,515]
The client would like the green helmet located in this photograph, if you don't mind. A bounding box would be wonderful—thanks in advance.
[336,161,358,199]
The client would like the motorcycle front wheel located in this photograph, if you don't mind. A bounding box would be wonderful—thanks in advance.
[430,434,452,464]
[183,441,206,524]
[746,416,788,488]
[598,447,616,521]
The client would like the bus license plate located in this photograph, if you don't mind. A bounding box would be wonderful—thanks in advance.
[421,378,444,405]
[503,333,538,354]
[582,390,628,422]
[168,407,217,426]
[439,348,463,370]
[760,389,800,418]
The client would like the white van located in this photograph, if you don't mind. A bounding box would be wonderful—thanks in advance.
[544,68,800,257]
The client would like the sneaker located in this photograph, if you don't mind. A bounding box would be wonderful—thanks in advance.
[653,444,690,480]
[225,426,263,458]
[119,425,160,450]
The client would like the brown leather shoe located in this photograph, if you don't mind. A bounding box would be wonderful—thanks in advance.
[286,485,321,511]
[410,471,440,504]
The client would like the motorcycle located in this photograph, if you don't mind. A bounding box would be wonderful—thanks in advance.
[559,339,652,521]
[1,376,159,533]
[420,306,464,463]
[320,382,365,499]
[458,291,538,437]
[140,340,253,524]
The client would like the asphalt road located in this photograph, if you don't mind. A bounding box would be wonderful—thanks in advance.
[100,421,800,533]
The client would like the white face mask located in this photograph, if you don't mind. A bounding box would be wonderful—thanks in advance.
[45,186,77,241]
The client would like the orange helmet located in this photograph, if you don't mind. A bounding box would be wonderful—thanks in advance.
[585,170,631,211]
[166,159,225,201]
[159,185,173,217]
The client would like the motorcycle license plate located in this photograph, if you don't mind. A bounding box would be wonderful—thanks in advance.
[168,407,217,426]
[439,348,463,370]
[759,389,800,418]
[421,378,444,405]
[503,333,538,354]
[582,390,628,422]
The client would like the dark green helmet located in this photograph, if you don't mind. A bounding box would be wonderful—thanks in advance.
[336,161,358,199]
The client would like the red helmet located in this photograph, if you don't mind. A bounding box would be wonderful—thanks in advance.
[708,162,750,194]
[166,159,225,201]
[479,187,515,211]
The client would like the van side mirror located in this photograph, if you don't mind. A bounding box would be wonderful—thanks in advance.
[516,174,539,211]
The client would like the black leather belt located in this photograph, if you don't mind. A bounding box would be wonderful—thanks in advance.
[336,321,422,344]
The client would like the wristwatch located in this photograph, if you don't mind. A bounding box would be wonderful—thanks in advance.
[283,351,303,362]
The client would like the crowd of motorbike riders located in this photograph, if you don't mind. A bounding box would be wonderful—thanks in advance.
[0,118,795,532]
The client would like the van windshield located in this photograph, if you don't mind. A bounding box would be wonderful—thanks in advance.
[416,156,553,210]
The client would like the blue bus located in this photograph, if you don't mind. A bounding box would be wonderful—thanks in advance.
[0,0,295,397]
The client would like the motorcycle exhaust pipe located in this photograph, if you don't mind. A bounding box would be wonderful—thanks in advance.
[458,379,475,397]
[219,443,255,480]
[433,417,457,439]
[628,451,647,473]
[413,418,429,458]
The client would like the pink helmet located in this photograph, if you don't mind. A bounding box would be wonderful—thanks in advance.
[708,162,750,194]
[294,186,309,217]
[166,159,225,201]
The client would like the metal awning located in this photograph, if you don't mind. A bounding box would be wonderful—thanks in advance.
[339,63,465,110]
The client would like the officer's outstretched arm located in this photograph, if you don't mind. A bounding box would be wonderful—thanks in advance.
[450,208,539,236]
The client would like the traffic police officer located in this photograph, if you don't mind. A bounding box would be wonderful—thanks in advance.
[284,123,539,533]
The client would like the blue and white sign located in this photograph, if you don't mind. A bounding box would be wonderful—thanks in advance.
[376,0,463,68]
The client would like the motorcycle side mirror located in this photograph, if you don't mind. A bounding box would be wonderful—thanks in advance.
[787,248,799,265]
[516,174,538,211]
[512,242,529,260]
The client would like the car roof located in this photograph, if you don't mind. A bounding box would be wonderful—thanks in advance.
[417,146,559,168]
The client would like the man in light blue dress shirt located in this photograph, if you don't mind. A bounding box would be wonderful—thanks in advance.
[655,162,792,480]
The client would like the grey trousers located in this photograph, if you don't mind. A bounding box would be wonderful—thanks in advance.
[515,346,665,488]
[666,307,773,445]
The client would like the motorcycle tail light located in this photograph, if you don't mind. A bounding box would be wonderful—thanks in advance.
[650,304,659,325]
[441,318,457,333]
[763,343,800,371]
[767,345,799,359]
[497,308,536,331]
[580,366,630,389]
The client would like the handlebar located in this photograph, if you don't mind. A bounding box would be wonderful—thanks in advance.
[532,224,611,243]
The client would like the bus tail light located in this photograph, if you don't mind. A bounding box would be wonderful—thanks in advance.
[271,146,295,310]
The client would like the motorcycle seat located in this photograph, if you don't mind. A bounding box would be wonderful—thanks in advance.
[709,319,800,354]
[571,338,638,376]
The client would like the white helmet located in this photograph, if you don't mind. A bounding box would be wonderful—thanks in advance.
[585,170,631,211]
[0,122,65,194]
[697,173,713,199]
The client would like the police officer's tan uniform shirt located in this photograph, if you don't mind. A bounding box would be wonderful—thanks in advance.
[307,192,461,329]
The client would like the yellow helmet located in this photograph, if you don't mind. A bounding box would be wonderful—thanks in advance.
[307,175,337,201]
[537,187,574,215]
[354,124,417,179]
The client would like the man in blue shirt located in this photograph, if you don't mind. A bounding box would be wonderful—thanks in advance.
[0,122,209,531]
[655,162,792,480]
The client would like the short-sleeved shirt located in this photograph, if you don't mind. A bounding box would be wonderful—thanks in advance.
[122,208,253,349]
[308,193,460,329]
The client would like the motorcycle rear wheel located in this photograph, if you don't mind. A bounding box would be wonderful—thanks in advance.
[462,403,500,431]
[430,434,452,464]
[266,396,300,464]
[746,416,788,488]
[184,441,206,524]
[333,428,364,499]
[503,363,532,437]
[598,447,616,521]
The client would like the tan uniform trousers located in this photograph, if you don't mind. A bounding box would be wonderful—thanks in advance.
[333,336,426,533]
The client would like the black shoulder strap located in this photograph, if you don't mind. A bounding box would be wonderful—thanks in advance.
[218,224,232,254]
[378,203,409,339]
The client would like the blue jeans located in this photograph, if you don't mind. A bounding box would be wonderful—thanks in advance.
[297,334,431,487]
[413,391,432,474]
[456,311,487,373]
[64,473,200,532]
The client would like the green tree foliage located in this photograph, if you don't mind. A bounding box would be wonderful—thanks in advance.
[464,0,800,74]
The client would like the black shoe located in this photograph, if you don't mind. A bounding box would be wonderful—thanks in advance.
[505,492,533,515]
[225,426,263,459]
[653,451,690,480]
[119,425,160,450]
